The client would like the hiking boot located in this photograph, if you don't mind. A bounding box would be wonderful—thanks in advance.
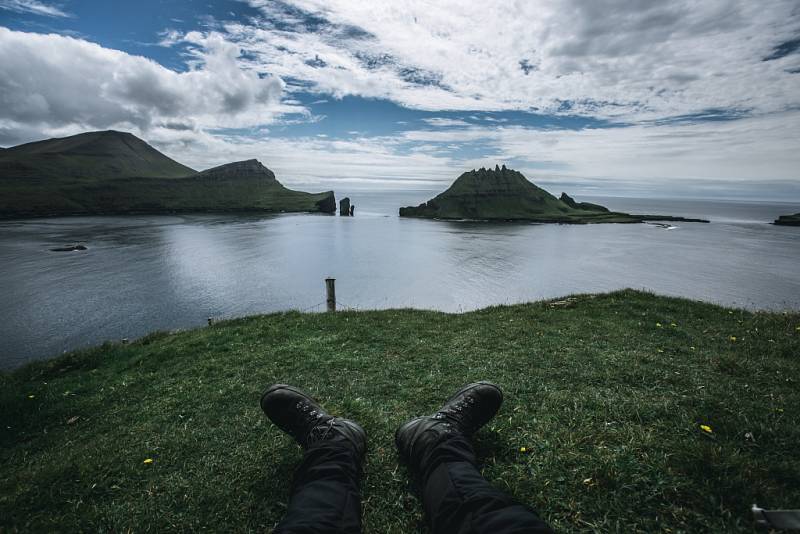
[261,384,366,456]
[395,381,503,468]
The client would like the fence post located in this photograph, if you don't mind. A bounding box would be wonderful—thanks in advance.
[325,278,336,312]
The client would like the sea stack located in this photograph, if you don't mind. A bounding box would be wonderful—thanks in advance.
[340,197,351,216]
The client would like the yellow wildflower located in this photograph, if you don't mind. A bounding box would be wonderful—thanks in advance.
[729,336,736,342]
[656,322,662,327]
[27,395,35,399]
[519,447,527,453]
[671,323,677,327]
[700,425,713,433]
[690,346,696,350]
[143,458,154,464]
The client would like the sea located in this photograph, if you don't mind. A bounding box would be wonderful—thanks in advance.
[1,191,798,369]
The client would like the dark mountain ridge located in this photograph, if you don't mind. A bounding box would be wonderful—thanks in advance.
[1,130,196,180]
[0,130,335,218]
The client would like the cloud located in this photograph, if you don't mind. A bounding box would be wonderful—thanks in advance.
[0,0,68,17]
[398,110,800,186]
[99,107,800,197]
[226,0,800,120]
[140,127,459,189]
[0,28,287,134]
[421,118,471,127]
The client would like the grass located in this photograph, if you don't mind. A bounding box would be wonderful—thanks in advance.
[1,290,798,532]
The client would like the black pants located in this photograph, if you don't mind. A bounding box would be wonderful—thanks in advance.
[275,436,553,533]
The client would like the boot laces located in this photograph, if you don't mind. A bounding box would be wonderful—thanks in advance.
[307,418,337,446]
[439,394,478,433]
[294,401,327,441]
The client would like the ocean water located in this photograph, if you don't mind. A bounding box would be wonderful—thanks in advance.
[1,192,798,368]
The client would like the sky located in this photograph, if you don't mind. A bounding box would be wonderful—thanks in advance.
[1,0,799,199]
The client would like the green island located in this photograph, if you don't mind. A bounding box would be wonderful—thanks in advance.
[400,166,709,223]
[2,290,797,532]
[0,130,335,219]
[774,213,800,226]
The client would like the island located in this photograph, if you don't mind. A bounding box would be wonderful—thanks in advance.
[0,130,335,219]
[399,165,708,224]
[774,213,800,226]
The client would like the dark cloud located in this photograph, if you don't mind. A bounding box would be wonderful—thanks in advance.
[763,37,800,61]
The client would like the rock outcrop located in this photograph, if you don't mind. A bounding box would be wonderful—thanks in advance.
[196,159,279,183]
[340,197,351,216]
[774,213,800,226]
[559,192,610,212]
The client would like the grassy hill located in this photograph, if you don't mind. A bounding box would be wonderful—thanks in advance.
[400,166,707,223]
[0,131,335,218]
[1,290,797,532]
[0,130,195,181]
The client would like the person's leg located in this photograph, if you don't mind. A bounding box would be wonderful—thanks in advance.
[396,382,553,534]
[261,384,366,534]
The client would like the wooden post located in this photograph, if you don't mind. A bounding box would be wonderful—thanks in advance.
[325,278,336,312]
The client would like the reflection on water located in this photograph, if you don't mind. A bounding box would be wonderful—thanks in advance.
[1,192,799,368]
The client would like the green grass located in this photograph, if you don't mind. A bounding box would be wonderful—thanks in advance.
[1,290,798,532]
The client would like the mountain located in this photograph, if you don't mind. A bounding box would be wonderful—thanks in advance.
[0,131,334,218]
[399,165,707,224]
[774,213,800,226]
[0,130,195,180]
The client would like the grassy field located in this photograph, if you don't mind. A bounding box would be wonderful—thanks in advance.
[1,290,798,532]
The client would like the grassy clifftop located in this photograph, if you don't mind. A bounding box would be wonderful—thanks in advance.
[1,290,798,532]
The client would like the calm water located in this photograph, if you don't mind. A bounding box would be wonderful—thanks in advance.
[1,192,799,369]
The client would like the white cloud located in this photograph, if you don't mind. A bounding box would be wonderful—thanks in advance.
[140,127,458,189]
[399,111,800,186]
[421,118,471,127]
[233,0,800,120]
[0,28,287,134]
[0,0,68,17]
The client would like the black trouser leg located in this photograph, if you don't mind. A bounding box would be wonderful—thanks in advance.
[420,435,553,534]
[275,442,362,534]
